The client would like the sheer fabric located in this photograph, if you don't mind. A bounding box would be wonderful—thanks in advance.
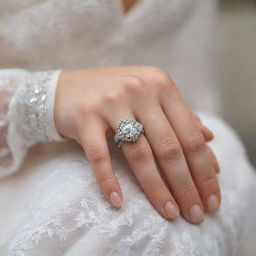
[0,0,256,255]
[0,69,63,178]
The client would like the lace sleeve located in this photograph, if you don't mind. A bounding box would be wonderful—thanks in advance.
[0,69,65,178]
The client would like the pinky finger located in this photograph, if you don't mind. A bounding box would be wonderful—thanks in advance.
[206,145,220,174]
[200,124,214,142]
[78,117,123,208]
[192,112,214,142]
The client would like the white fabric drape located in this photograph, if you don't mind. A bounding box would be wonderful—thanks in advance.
[0,0,256,255]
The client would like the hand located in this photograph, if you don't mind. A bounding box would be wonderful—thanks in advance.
[54,66,221,224]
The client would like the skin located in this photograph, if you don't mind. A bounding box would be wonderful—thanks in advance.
[54,66,221,224]
[122,0,140,14]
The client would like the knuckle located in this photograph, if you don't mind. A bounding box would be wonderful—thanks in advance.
[103,91,122,105]
[153,72,169,85]
[128,144,152,162]
[158,139,182,161]
[148,179,165,194]
[98,174,115,187]
[150,70,174,89]
[88,146,108,165]
[198,175,217,188]
[183,133,205,153]
[178,187,198,203]
[78,102,98,118]
[123,76,146,94]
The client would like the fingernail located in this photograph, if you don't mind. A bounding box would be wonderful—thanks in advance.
[205,126,214,139]
[206,194,219,212]
[189,205,204,224]
[164,201,179,219]
[110,191,122,208]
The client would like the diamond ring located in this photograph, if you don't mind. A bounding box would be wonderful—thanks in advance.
[114,118,144,149]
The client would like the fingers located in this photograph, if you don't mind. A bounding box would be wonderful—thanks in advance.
[206,145,220,173]
[161,91,221,214]
[135,105,205,224]
[105,110,180,220]
[192,112,214,142]
[192,112,220,173]
[77,116,123,208]
[192,113,220,173]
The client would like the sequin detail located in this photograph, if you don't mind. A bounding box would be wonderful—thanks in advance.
[16,71,57,145]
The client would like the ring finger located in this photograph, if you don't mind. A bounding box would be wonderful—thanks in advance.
[104,108,180,220]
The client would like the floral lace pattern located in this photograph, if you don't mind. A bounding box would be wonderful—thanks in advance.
[5,133,256,256]
[2,113,256,255]
[8,161,168,256]
[0,71,26,168]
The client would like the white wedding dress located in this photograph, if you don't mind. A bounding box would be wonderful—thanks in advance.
[0,0,256,255]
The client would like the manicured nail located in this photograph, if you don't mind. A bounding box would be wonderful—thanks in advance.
[164,201,179,219]
[206,194,219,212]
[189,205,204,224]
[110,191,122,208]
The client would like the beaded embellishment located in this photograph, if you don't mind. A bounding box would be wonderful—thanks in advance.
[16,71,58,145]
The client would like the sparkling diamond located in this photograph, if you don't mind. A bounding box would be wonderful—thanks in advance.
[123,123,136,134]
[115,119,144,146]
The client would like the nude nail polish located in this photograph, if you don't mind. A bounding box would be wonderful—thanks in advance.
[110,191,122,208]
[206,194,219,212]
[164,201,179,219]
[189,205,204,224]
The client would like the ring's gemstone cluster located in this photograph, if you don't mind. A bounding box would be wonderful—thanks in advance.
[114,118,144,148]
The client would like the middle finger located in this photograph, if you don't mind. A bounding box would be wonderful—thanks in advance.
[135,104,205,224]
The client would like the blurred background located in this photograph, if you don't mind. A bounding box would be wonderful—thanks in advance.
[214,0,256,165]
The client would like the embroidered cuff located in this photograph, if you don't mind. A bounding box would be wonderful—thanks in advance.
[14,70,65,146]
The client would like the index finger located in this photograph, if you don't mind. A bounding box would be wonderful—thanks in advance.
[77,116,123,208]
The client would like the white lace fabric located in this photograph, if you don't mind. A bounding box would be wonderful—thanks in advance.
[0,1,256,256]
[4,116,256,256]
[0,69,64,178]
